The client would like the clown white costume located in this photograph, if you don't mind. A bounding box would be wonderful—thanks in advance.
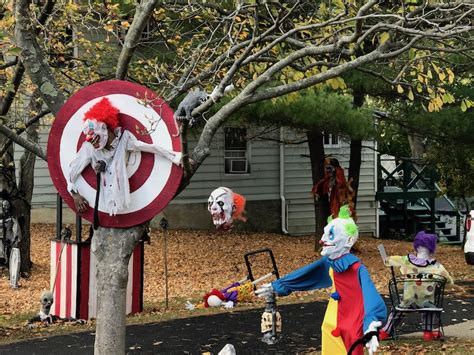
[257,205,386,355]
[68,97,181,216]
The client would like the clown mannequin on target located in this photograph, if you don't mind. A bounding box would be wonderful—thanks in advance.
[67,97,182,216]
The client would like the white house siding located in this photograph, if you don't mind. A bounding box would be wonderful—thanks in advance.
[283,133,377,236]
[175,128,281,203]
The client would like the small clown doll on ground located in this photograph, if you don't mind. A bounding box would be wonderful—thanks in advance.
[379,231,453,341]
[207,187,246,230]
[256,205,386,355]
[185,280,255,310]
[67,97,182,215]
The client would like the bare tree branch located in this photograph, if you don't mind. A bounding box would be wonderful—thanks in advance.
[0,120,46,161]
[14,0,64,115]
[116,0,159,79]
[0,110,51,157]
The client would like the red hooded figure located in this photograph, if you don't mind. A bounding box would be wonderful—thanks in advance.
[311,158,355,219]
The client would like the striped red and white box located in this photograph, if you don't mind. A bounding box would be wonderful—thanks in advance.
[50,240,143,320]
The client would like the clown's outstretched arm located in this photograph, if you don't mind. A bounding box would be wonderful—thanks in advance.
[359,264,387,354]
[438,264,454,285]
[68,143,94,194]
[68,143,94,213]
[384,255,404,267]
[269,257,332,297]
[125,131,182,166]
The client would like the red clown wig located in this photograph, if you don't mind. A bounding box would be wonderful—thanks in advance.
[232,193,247,222]
[84,97,120,130]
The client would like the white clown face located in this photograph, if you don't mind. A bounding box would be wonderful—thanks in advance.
[207,295,223,307]
[416,246,431,260]
[208,187,234,229]
[320,215,358,260]
[83,119,109,150]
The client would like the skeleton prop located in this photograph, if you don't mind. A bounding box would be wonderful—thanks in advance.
[379,231,453,341]
[0,199,21,288]
[256,205,386,355]
[27,290,86,329]
[28,291,57,326]
[68,97,182,217]
[208,187,246,230]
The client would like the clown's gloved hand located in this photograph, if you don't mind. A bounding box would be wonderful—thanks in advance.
[365,321,382,355]
[185,301,195,311]
[255,283,273,298]
[223,301,234,309]
[94,160,106,173]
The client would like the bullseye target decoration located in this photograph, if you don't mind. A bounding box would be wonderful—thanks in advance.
[47,80,183,228]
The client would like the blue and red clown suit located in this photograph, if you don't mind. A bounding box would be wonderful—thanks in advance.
[267,206,386,354]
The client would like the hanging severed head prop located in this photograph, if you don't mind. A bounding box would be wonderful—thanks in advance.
[320,205,359,260]
[208,187,246,230]
[82,97,120,150]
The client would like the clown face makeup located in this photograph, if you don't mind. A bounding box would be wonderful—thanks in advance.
[415,246,431,260]
[208,187,234,229]
[320,212,358,260]
[83,119,109,150]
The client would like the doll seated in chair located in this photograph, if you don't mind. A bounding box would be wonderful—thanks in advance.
[380,231,453,341]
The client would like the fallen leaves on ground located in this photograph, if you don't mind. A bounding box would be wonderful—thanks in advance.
[0,224,472,319]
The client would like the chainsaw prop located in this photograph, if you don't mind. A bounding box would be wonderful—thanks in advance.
[185,249,278,311]
[244,249,281,345]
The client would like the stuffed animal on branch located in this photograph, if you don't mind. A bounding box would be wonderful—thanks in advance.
[173,89,208,127]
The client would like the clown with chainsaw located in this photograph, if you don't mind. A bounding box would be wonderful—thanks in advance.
[67,97,182,215]
[256,205,386,355]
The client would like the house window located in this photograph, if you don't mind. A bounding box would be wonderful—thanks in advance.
[323,132,340,147]
[224,127,250,174]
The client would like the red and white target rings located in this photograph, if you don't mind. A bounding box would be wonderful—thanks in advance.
[47,80,183,228]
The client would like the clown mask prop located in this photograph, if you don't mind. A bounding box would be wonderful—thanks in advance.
[82,97,120,150]
[83,119,109,150]
[320,205,358,260]
[208,187,246,230]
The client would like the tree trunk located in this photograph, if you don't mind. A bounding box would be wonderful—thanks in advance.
[92,224,147,355]
[348,139,362,208]
[348,89,364,208]
[307,129,328,244]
